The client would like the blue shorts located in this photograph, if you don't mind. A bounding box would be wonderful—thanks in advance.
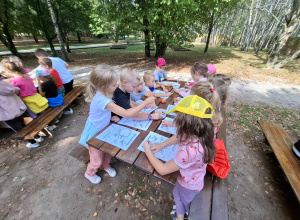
[79,119,100,147]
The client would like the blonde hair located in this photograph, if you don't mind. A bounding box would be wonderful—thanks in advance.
[209,76,230,105]
[190,81,223,127]
[191,62,209,78]
[85,64,119,102]
[143,71,155,82]
[0,58,26,76]
[9,55,23,67]
[120,68,140,83]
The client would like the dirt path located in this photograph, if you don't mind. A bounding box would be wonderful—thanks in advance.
[0,65,299,220]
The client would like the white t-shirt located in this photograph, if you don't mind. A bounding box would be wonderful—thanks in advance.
[88,91,112,131]
[48,57,73,84]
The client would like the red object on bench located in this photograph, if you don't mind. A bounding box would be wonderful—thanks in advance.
[207,139,230,179]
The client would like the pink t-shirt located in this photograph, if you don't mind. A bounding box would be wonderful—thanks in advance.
[10,76,37,97]
[174,139,207,191]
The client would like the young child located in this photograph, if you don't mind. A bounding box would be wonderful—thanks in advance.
[112,68,160,121]
[174,62,209,97]
[154,58,176,82]
[9,55,31,73]
[143,72,172,96]
[79,65,157,184]
[38,57,65,97]
[143,95,216,220]
[34,49,73,95]
[0,58,48,114]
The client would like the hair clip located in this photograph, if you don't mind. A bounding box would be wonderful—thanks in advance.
[211,88,215,92]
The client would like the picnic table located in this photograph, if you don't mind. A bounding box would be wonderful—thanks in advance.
[86,81,185,184]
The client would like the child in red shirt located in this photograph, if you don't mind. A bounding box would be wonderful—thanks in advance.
[38,58,65,97]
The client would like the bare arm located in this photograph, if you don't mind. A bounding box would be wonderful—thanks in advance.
[144,140,180,175]
[151,135,180,153]
[64,63,70,69]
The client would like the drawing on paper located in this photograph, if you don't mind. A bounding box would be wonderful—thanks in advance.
[136,100,158,113]
[96,124,140,151]
[118,117,152,131]
[157,117,177,135]
[137,131,179,162]
[166,104,176,116]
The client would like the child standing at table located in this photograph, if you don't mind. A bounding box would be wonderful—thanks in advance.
[143,72,173,96]
[143,95,216,220]
[111,68,160,121]
[79,65,157,184]
[174,62,209,97]
[154,58,176,82]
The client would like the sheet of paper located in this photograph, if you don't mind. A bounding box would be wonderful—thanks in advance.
[96,124,140,151]
[161,81,179,86]
[137,131,179,162]
[153,89,169,99]
[166,104,176,116]
[157,117,177,135]
[118,117,153,131]
[136,100,158,113]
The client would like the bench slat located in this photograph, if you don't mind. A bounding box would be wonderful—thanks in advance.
[211,178,228,220]
[259,120,300,203]
[69,145,90,164]
[189,172,213,220]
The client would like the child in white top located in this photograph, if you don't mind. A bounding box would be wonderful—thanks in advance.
[143,95,216,220]
[79,65,157,184]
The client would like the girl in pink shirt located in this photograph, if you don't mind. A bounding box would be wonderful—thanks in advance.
[1,58,48,114]
[143,96,216,220]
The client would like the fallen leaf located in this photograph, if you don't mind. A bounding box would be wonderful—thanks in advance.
[93,212,98,217]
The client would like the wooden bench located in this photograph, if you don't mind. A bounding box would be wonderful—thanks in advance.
[10,86,85,140]
[258,121,300,203]
[188,106,228,220]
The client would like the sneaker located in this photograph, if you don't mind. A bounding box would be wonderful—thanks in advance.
[46,125,57,131]
[104,167,117,177]
[84,172,101,184]
[26,142,40,148]
[293,140,300,159]
[34,137,44,143]
[63,108,73,115]
[38,131,46,136]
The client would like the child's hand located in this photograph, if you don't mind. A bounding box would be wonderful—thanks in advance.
[150,112,161,120]
[166,92,172,97]
[143,140,152,153]
[111,116,120,123]
[163,88,169,93]
[144,104,151,109]
[162,120,174,127]
[144,96,156,105]
[150,102,156,109]
[151,143,164,154]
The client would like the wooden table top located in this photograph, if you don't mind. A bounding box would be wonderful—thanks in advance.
[87,81,186,184]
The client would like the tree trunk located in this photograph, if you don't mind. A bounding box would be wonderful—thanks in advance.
[267,0,300,66]
[46,0,70,61]
[204,9,214,53]
[154,35,167,58]
[32,35,39,43]
[143,17,151,58]
[76,32,82,43]
[272,49,300,69]
[64,33,71,53]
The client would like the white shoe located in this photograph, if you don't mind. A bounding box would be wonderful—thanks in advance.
[54,119,59,124]
[105,167,117,177]
[85,172,101,184]
[26,142,40,148]
[34,137,44,143]
[63,108,73,115]
[46,125,57,131]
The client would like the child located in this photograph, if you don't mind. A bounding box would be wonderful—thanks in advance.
[79,65,157,184]
[154,58,176,82]
[112,68,160,121]
[143,95,216,220]
[143,72,172,96]
[209,76,231,106]
[37,71,64,108]
[38,57,65,97]
[34,49,73,95]
[9,55,31,73]
[0,58,48,114]
[174,62,209,97]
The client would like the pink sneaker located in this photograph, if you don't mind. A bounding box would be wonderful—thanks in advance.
[84,172,101,184]
[105,167,117,177]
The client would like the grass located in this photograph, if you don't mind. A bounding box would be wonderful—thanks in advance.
[227,103,300,147]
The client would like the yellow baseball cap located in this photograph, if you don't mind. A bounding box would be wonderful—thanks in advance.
[166,95,213,118]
